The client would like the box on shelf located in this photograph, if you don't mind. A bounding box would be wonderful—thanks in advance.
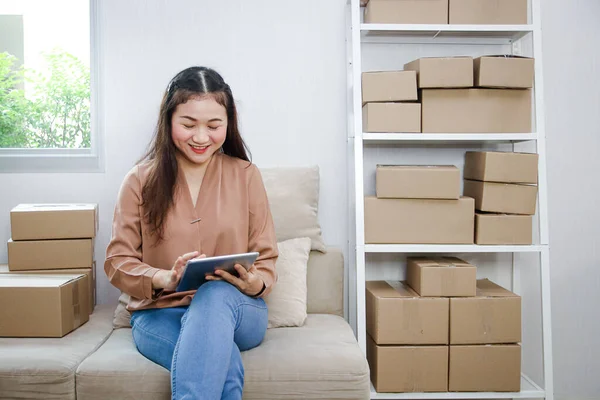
[364,196,474,244]
[450,279,521,344]
[10,204,98,241]
[406,257,477,297]
[367,336,449,393]
[362,103,421,133]
[366,280,449,345]
[0,274,90,337]
[449,0,528,24]
[376,165,460,199]
[475,212,533,245]
[362,70,417,104]
[0,264,96,314]
[464,151,538,184]
[475,56,535,89]
[421,88,532,133]
[464,179,537,215]
[7,238,94,271]
[364,0,448,25]
[404,57,473,89]
[449,344,521,392]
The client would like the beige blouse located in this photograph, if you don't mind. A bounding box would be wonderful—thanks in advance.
[104,152,278,311]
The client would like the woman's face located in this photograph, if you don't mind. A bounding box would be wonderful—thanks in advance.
[171,96,228,166]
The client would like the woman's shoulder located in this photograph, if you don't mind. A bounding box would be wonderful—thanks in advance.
[121,160,154,190]
[219,153,259,177]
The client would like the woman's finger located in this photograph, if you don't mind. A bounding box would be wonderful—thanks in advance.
[214,269,244,288]
[235,264,249,280]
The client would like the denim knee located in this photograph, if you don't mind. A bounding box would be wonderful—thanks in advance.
[192,280,242,309]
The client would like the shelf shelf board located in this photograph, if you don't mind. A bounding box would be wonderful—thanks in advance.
[360,24,533,44]
[362,133,537,145]
[370,374,544,399]
[363,244,545,253]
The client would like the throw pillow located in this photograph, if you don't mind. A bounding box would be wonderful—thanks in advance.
[265,237,311,328]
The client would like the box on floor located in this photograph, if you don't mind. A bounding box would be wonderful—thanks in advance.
[366,280,448,345]
[10,204,98,240]
[364,196,474,244]
[376,165,460,199]
[7,238,94,271]
[406,257,476,297]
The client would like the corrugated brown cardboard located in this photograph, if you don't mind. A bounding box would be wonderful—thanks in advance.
[406,257,476,297]
[376,165,460,199]
[464,151,538,184]
[7,238,94,271]
[367,336,449,393]
[0,274,90,337]
[404,57,473,89]
[464,179,537,215]
[366,281,449,345]
[0,264,95,314]
[449,345,521,392]
[364,0,448,24]
[475,213,533,245]
[421,89,532,133]
[450,279,521,344]
[10,204,98,240]
[364,196,474,244]
[362,71,418,104]
[449,0,528,24]
[474,56,535,89]
[362,103,421,133]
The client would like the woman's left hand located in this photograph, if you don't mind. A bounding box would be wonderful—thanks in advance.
[206,264,264,296]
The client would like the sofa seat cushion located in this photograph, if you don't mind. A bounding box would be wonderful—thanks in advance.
[76,314,370,400]
[0,304,114,400]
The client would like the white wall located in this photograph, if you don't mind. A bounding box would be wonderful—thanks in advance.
[0,1,598,399]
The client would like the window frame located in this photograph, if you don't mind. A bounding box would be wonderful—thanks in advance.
[0,0,103,173]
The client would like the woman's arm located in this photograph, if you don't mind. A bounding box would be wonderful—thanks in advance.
[247,165,278,297]
[104,166,163,300]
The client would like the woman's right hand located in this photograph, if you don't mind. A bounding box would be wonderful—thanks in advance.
[152,251,205,291]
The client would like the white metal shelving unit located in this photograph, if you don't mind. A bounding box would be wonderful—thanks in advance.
[346,1,554,399]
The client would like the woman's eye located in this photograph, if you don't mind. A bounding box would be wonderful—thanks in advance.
[183,124,194,129]
[208,126,219,131]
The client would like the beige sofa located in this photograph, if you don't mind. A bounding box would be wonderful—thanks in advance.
[0,248,370,400]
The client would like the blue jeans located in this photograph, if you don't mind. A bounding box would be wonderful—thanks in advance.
[130,280,268,400]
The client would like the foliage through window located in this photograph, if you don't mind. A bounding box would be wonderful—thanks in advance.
[0,1,90,149]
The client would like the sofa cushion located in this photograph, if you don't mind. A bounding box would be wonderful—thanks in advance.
[76,314,370,400]
[0,305,114,400]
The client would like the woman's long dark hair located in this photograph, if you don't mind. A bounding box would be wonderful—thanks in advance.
[140,67,250,242]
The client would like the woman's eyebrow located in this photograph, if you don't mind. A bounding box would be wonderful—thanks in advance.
[180,115,197,122]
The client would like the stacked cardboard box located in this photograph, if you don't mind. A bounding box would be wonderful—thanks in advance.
[407,55,535,133]
[365,165,474,244]
[463,151,538,244]
[367,258,522,393]
[362,70,420,133]
[0,204,98,337]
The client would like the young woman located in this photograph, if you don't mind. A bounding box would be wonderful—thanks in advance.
[104,66,278,400]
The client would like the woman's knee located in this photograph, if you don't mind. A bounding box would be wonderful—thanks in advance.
[192,281,242,308]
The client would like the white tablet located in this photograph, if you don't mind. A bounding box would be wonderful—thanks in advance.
[175,252,259,292]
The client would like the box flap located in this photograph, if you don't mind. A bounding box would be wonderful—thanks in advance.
[411,256,474,268]
[11,204,97,213]
[0,274,85,288]
[479,54,533,60]
[476,279,519,298]
[366,280,418,298]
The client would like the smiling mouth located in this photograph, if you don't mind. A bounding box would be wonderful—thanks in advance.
[189,143,210,154]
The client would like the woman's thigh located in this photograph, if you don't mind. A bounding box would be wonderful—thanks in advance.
[130,306,187,370]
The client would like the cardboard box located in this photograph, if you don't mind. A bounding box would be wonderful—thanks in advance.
[406,257,476,297]
[367,336,449,393]
[7,238,94,271]
[364,0,448,25]
[464,179,537,215]
[376,165,460,199]
[449,345,521,392]
[10,204,98,241]
[475,213,533,245]
[0,264,95,314]
[404,57,473,89]
[464,151,538,184]
[362,103,421,133]
[364,196,474,244]
[475,56,535,89]
[450,279,521,344]
[449,0,528,24]
[0,274,90,337]
[421,89,532,133]
[366,281,449,345]
[362,71,417,104]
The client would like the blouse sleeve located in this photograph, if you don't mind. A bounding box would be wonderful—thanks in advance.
[104,166,162,300]
[247,165,279,297]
